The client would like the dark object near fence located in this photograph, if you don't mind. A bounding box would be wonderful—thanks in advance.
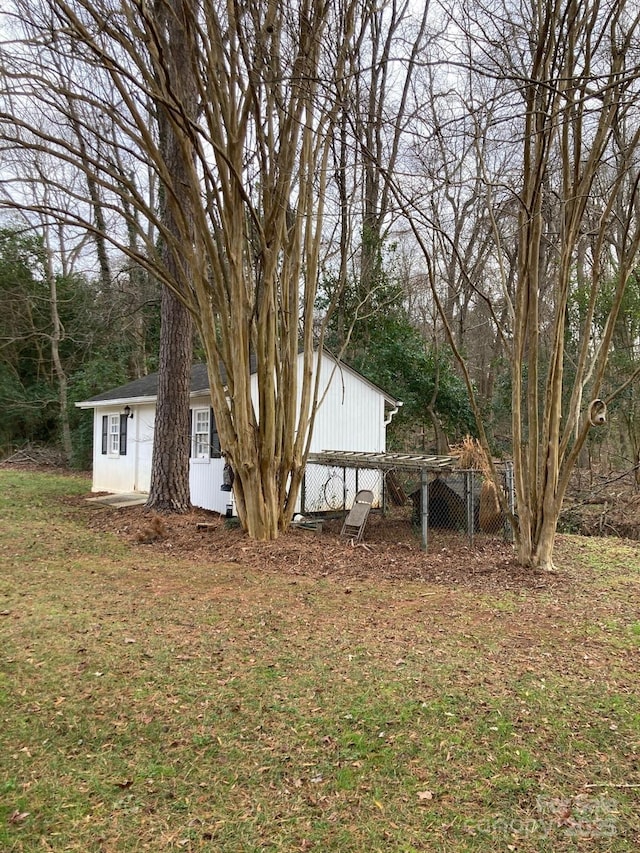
[411,474,507,534]
[385,471,408,506]
[411,478,466,529]
[478,479,505,533]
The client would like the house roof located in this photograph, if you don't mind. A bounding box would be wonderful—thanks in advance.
[79,363,211,405]
[76,351,401,408]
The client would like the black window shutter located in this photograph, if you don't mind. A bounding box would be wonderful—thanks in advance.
[210,407,221,457]
[189,408,193,458]
[119,414,128,456]
[101,415,108,455]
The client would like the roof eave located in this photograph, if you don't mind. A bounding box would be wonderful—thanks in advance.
[75,395,157,409]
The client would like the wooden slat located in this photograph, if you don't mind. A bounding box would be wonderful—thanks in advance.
[307,450,460,472]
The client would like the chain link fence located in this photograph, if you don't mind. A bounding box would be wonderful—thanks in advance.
[301,463,384,514]
[301,461,514,545]
[406,468,514,544]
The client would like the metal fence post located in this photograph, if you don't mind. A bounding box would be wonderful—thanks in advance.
[421,468,429,552]
[505,461,515,541]
[466,470,475,547]
[301,468,307,515]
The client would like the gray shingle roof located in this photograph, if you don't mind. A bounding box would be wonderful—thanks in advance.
[80,351,400,407]
[85,363,211,403]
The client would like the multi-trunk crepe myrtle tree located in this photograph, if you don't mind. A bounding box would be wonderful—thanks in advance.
[399,0,640,568]
[1,0,382,538]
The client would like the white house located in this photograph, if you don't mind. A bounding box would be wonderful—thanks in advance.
[76,350,401,515]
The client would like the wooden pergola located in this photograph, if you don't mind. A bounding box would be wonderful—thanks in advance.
[306,450,514,551]
[307,450,459,472]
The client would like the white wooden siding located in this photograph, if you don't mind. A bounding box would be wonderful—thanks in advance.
[308,353,386,454]
[90,402,155,494]
[87,351,393,515]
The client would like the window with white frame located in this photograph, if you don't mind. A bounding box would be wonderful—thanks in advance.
[193,408,210,458]
[101,412,127,456]
[109,414,120,455]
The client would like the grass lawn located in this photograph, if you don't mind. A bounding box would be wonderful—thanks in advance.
[0,468,639,851]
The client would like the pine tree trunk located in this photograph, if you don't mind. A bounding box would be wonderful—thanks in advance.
[145,0,196,514]
[146,285,192,512]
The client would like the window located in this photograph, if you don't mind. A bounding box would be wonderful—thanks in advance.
[109,414,120,454]
[191,407,221,459]
[193,408,210,458]
[101,413,127,456]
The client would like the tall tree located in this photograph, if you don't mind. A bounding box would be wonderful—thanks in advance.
[326,0,433,341]
[0,223,95,454]
[398,0,640,568]
[145,0,197,513]
[0,0,368,538]
[354,0,431,295]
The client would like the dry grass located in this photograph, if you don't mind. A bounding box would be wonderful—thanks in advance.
[1,469,639,852]
[450,435,490,473]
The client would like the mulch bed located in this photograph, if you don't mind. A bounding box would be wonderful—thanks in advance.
[80,499,568,594]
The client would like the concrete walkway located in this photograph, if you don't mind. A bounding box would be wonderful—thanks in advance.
[86,492,148,508]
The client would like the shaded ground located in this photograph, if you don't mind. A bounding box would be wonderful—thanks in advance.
[81,497,564,593]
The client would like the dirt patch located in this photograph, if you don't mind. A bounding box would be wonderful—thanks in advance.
[79,498,569,594]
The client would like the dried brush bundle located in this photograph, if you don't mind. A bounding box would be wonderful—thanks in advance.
[450,435,490,474]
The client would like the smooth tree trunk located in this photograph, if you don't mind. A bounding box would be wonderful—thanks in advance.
[44,244,73,461]
[33,218,73,462]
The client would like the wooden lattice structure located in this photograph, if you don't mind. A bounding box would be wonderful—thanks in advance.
[305,450,514,551]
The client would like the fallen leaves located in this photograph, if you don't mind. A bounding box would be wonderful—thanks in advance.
[9,809,30,824]
[417,790,434,801]
[85,501,537,593]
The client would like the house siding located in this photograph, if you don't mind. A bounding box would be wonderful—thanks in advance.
[296,353,387,512]
[187,392,230,514]
[189,456,229,513]
[308,354,386,454]
[90,402,155,494]
[84,351,395,514]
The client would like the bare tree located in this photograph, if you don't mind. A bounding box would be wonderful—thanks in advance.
[0,0,370,538]
[354,0,432,292]
[0,141,95,459]
[400,0,640,568]
[316,0,437,374]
